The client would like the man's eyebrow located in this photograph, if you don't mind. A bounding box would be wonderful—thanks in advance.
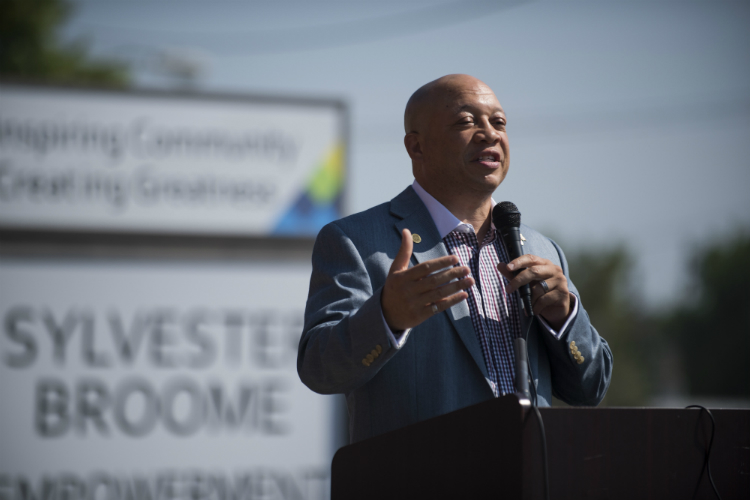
[454,104,505,116]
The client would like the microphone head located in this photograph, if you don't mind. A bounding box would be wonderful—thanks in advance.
[493,201,521,229]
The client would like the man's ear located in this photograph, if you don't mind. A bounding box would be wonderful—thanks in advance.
[404,132,423,161]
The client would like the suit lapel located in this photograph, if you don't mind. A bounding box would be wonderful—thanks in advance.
[390,187,490,380]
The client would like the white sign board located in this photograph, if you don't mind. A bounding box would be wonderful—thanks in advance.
[0,258,336,500]
[0,84,346,237]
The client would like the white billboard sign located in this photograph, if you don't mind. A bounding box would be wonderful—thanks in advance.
[0,258,336,500]
[0,84,346,237]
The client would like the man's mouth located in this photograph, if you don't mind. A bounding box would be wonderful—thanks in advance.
[474,151,501,167]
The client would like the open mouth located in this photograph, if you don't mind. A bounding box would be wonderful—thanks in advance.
[474,151,501,167]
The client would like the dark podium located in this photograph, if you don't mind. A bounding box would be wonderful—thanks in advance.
[331,395,748,499]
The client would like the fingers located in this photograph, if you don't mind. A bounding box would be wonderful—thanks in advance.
[505,254,543,273]
[415,288,470,324]
[406,291,469,325]
[431,290,470,314]
[406,254,460,280]
[382,242,472,330]
[383,280,471,331]
[498,255,565,294]
[412,264,470,294]
[510,267,565,293]
[388,229,461,284]
[389,228,414,275]
[496,254,573,327]
[422,274,474,304]
[496,262,514,282]
[498,257,554,291]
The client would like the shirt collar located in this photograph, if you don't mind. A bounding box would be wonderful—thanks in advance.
[411,180,497,239]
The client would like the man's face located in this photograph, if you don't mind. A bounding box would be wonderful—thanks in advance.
[417,81,509,196]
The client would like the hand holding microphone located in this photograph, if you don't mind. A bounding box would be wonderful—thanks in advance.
[493,202,572,329]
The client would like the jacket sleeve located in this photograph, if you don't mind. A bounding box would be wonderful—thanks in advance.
[297,222,400,395]
[540,238,614,406]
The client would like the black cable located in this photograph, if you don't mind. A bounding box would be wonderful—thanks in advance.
[533,404,550,500]
[520,316,548,500]
[685,405,723,500]
[522,397,549,500]
[522,316,538,406]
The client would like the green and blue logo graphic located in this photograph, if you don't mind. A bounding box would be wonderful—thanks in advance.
[273,143,345,236]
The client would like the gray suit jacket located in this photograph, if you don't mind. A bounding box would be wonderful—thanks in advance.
[298,186,612,443]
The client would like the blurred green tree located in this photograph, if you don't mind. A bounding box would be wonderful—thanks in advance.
[0,0,128,86]
[560,232,750,407]
[664,232,750,398]
[564,245,661,406]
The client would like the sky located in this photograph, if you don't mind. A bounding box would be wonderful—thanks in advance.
[63,0,750,307]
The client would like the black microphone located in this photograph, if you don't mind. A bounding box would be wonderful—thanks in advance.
[493,201,534,317]
[514,338,531,400]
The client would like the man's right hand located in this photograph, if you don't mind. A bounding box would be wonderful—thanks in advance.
[381,228,474,332]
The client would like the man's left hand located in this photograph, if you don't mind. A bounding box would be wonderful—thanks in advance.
[497,255,572,330]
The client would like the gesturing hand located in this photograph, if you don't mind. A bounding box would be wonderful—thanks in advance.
[496,254,572,330]
[381,229,474,332]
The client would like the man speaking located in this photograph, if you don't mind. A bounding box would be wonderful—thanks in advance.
[297,74,613,443]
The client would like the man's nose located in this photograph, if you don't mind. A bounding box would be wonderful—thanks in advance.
[475,118,501,143]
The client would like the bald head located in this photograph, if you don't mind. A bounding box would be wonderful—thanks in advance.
[402,73,509,202]
[404,74,494,133]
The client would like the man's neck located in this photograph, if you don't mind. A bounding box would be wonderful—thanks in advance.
[422,183,494,242]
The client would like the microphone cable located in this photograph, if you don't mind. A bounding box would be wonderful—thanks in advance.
[529,404,549,500]
[520,316,549,500]
[685,405,723,500]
